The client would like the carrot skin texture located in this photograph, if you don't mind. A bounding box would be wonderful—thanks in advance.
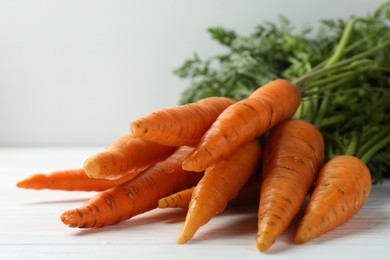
[256,119,324,252]
[158,187,195,208]
[158,172,261,209]
[182,79,301,172]
[61,146,203,228]
[130,97,235,146]
[177,139,262,244]
[83,133,177,180]
[16,168,141,192]
[295,155,372,243]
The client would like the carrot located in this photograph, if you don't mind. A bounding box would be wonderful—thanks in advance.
[83,133,177,180]
[158,187,195,209]
[176,139,262,244]
[16,168,142,192]
[294,155,372,243]
[256,119,324,252]
[130,97,235,146]
[182,79,300,172]
[61,146,203,228]
[158,172,261,209]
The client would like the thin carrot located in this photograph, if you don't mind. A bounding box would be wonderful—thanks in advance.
[158,186,194,209]
[83,133,177,180]
[177,139,262,244]
[16,168,142,192]
[158,172,261,209]
[61,146,203,228]
[130,97,235,146]
[256,119,324,252]
[294,155,372,243]
[182,79,300,172]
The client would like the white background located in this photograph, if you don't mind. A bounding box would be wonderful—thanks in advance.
[0,0,384,146]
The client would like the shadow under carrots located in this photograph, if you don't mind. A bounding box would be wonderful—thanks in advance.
[182,205,258,244]
[71,208,187,236]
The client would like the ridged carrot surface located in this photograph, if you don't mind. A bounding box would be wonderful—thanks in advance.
[83,133,176,180]
[295,155,372,243]
[61,146,203,228]
[158,172,261,209]
[182,79,300,172]
[177,139,262,244]
[256,119,324,252]
[130,97,235,146]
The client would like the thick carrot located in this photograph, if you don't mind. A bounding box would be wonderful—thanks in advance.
[176,139,262,244]
[83,133,177,180]
[256,119,324,252]
[16,168,142,192]
[61,146,203,228]
[158,172,261,209]
[130,97,235,146]
[182,79,300,172]
[294,155,371,243]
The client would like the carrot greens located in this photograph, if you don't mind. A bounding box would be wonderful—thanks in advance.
[175,2,390,182]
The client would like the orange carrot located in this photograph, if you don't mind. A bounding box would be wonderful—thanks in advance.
[130,97,235,146]
[177,139,262,244]
[158,186,195,209]
[256,119,324,252]
[182,79,300,172]
[295,155,372,243]
[16,168,142,192]
[158,172,261,209]
[61,146,203,228]
[83,133,177,180]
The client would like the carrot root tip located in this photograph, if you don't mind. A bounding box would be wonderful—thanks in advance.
[60,211,79,227]
[176,235,190,244]
[256,234,275,252]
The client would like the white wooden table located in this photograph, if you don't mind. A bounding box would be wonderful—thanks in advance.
[1,147,389,260]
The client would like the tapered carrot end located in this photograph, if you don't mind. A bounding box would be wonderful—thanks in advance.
[176,234,191,244]
[61,209,87,228]
[157,198,169,208]
[176,223,198,244]
[294,232,311,244]
[16,174,46,190]
[294,218,318,244]
[16,179,29,189]
[256,233,275,252]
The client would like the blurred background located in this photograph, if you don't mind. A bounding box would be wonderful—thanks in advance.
[0,0,383,146]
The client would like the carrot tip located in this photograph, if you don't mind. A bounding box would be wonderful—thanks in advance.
[294,229,313,244]
[256,242,269,253]
[256,234,275,252]
[176,235,190,244]
[16,181,26,188]
[60,210,79,228]
[157,199,168,208]
[294,235,308,244]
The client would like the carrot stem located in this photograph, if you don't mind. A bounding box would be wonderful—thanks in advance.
[345,131,359,156]
[360,134,390,164]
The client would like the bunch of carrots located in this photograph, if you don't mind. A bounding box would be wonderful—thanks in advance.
[17,3,389,253]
